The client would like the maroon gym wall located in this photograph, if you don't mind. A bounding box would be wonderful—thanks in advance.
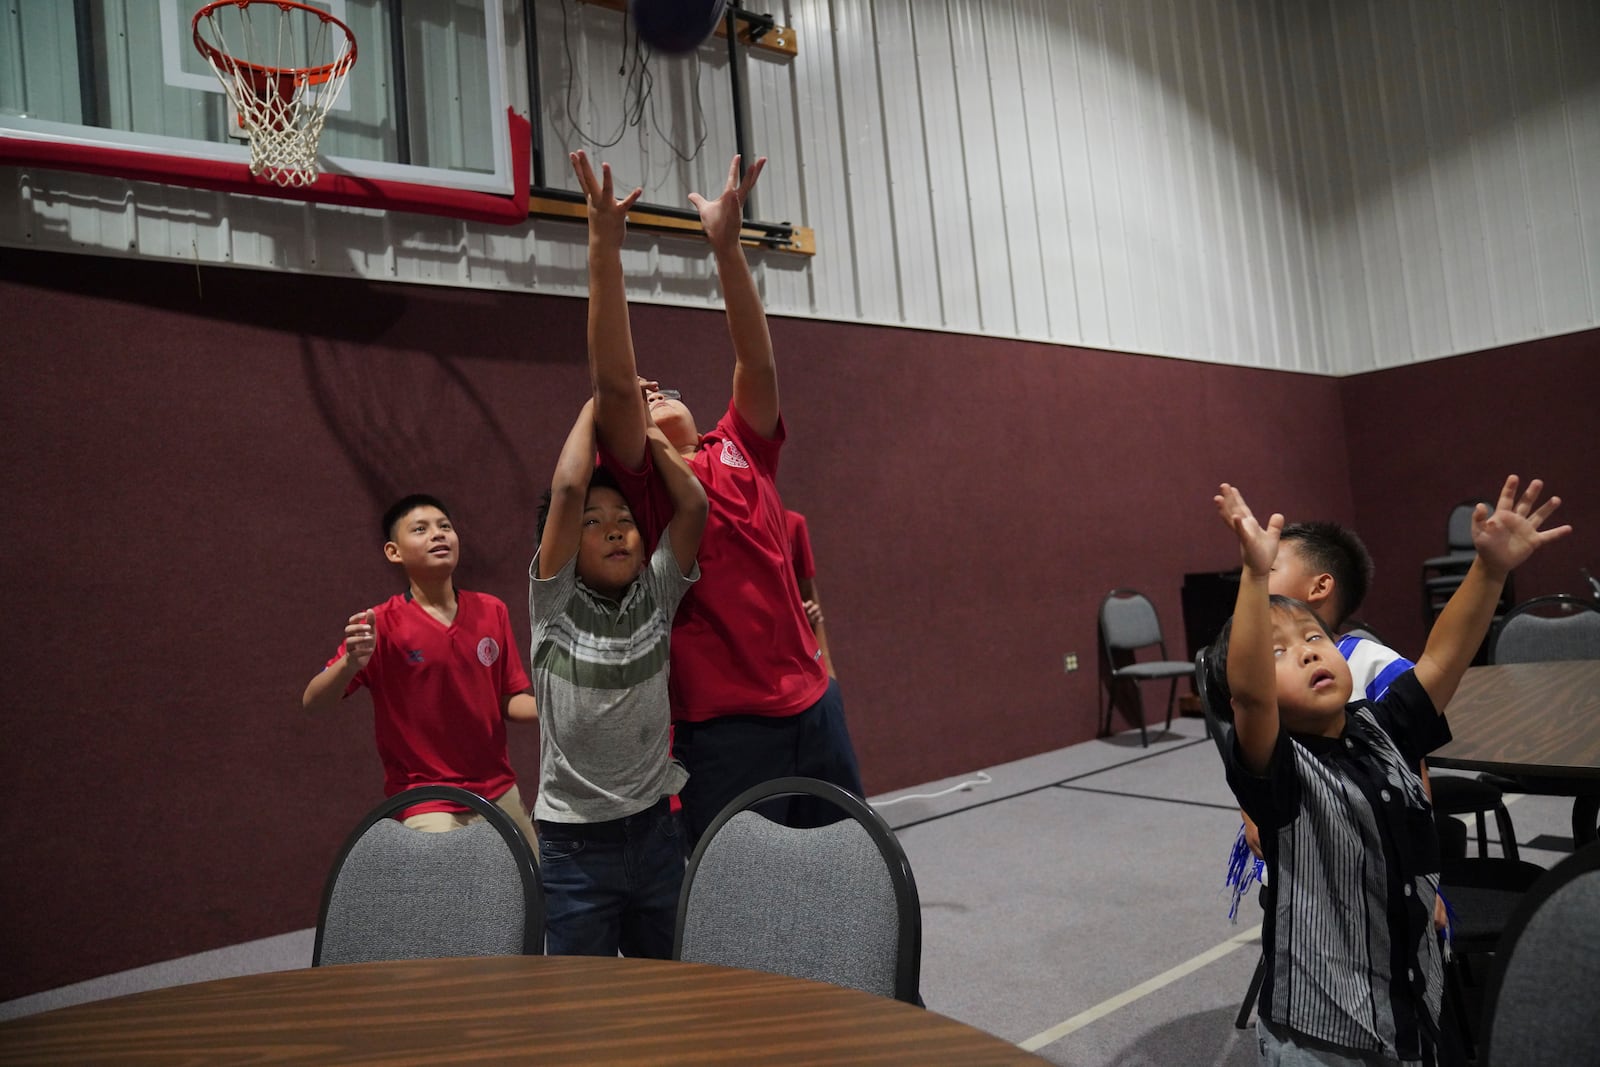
[1342,331,1600,658]
[1,248,1589,1000]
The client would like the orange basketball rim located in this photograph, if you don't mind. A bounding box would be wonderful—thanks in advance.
[192,0,359,187]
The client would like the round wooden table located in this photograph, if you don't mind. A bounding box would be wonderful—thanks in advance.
[1429,660,1600,846]
[0,955,1048,1065]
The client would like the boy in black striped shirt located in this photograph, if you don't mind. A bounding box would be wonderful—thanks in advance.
[1211,477,1569,1065]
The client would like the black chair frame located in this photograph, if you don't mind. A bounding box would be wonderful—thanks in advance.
[1194,646,1268,1030]
[673,776,923,1004]
[311,785,544,965]
[1485,593,1600,849]
[1098,588,1191,748]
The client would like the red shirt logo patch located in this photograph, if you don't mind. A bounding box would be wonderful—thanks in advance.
[720,440,750,469]
[477,637,500,667]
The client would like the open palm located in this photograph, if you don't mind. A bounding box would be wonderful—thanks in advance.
[690,154,766,249]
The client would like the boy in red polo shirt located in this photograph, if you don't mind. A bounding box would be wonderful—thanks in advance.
[303,494,538,843]
[570,150,862,844]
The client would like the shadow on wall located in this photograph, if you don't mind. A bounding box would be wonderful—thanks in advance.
[1065,0,1598,221]
[300,336,545,576]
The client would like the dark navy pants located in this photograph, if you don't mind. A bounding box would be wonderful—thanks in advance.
[673,677,865,848]
[538,798,684,959]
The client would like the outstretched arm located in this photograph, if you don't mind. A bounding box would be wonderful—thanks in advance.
[691,155,779,439]
[571,150,649,468]
[1413,476,1570,710]
[647,425,707,576]
[538,400,599,580]
[302,609,374,712]
[1215,484,1286,775]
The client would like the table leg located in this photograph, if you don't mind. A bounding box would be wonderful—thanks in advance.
[1573,795,1599,849]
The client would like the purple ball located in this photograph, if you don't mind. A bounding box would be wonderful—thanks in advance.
[630,0,730,55]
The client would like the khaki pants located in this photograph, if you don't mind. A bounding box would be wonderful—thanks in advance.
[402,784,538,845]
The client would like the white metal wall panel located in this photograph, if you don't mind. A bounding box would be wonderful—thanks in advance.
[901,0,983,331]
[1509,5,1588,332]
[1115,0,1171,357]
[1469,2,1544,349]
[1072,0,1133,351]
[742,10,812,317]
[4,0,1595,375]
[1376,2,1450,364]
[788,0,854,320]
[1049,2,1110,348]
[1564,2,1600,322]
[944,0,1013,336]
[835,0,900,323]
[1426,3,1497,353]
[867,0,940,327]
[1297,0,1600,373]
[1014,0,1079,343]
[979,0,1046,340]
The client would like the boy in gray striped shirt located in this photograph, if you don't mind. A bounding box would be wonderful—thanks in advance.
[529,399,707,957]
[1212,477,1568,1065]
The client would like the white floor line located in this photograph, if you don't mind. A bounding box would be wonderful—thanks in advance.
[1018,923,1263,1053]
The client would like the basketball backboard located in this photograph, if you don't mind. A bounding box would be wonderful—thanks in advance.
[0,0,519,205]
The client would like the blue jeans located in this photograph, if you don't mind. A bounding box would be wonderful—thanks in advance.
[538,799,684,959]
[1256,1018,1426,1066]
[674,677,865,847]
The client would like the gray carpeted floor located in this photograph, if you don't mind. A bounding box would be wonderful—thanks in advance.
[3,715,1582,1066]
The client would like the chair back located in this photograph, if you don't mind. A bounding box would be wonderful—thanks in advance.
[1483,844,1600,1066]
[313,786,543,966]
[1100,589,1167,655]
[674,777,921,1004]
[1340,622,1387,646]
[1490,594,1600,664]
[1194,646,1232,763]
[1445,500,1483,552]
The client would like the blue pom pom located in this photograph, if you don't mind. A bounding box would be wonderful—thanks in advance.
[1437,885,1457,960]
[1223,823,1266,922]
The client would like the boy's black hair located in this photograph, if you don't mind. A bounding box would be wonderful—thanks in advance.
[1279,521,1376,630]
[535,465,623,545]
[1205,595,1335,712]
[382,493,451,541]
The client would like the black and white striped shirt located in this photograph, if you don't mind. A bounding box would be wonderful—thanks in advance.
[1227,671,1450,1061]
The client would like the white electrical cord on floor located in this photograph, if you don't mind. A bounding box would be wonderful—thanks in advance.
[870,770,993,807]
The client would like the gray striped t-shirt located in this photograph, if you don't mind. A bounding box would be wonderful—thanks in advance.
[528,531,696,823]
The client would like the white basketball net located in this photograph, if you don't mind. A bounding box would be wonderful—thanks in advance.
[194,2,356,187]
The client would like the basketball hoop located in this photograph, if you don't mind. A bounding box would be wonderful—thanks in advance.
[192,0,358,187]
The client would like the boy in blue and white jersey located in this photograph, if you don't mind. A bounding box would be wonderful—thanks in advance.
[1269,521,1413,698]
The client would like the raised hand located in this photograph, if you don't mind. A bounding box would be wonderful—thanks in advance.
[1472,475,1571,577]
[689,154,766,252]
[637,376,662,428]
[570,150,642,248]
[345,609,377,669]
[1215,483,1283,577]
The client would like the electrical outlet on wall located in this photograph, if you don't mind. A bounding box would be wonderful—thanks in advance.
[1063,653,1079,673]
